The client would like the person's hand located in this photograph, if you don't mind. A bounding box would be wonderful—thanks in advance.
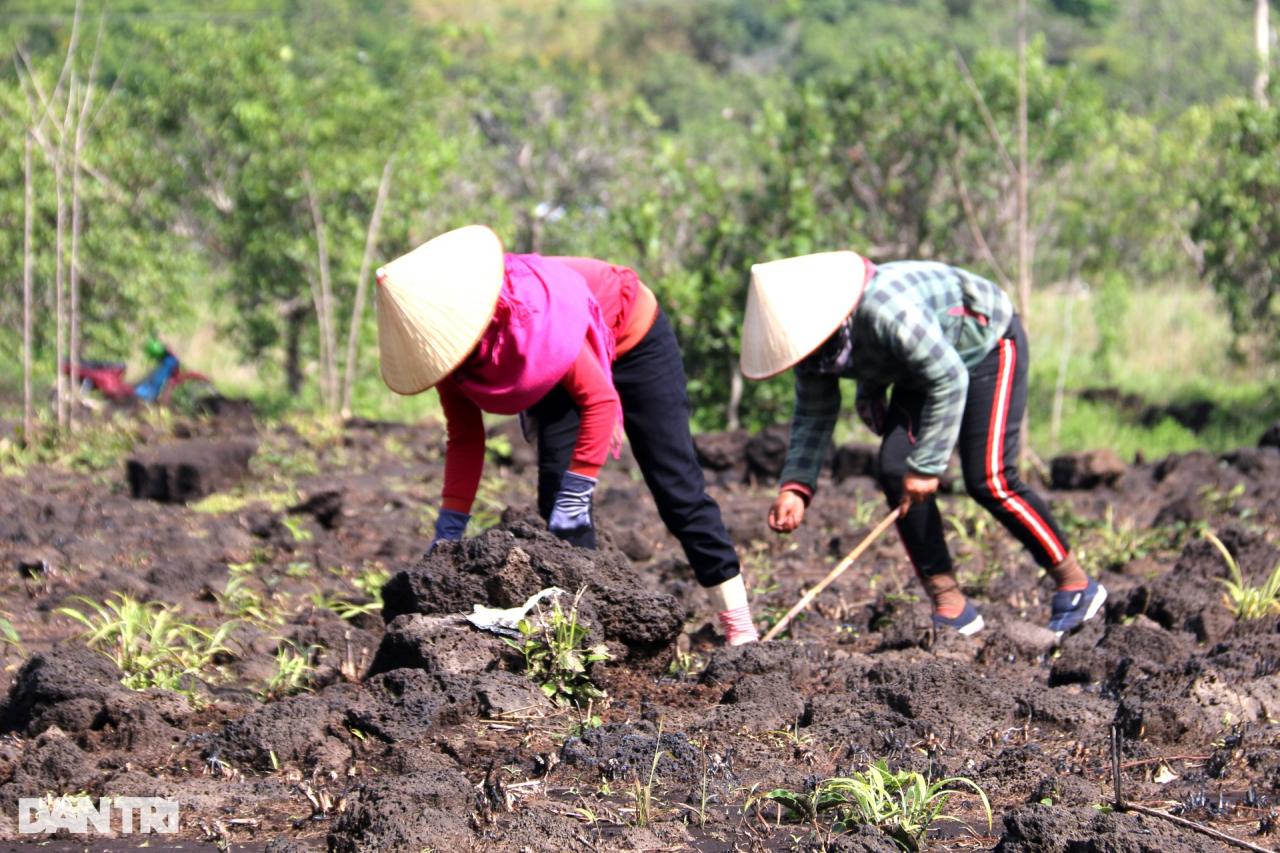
[548,471,597,548]
[900,473,939,512]
[430,508,470,551]
[855,394,887,436]
[769,490,807,533]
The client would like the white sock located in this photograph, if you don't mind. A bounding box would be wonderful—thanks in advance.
[708,575,758,645]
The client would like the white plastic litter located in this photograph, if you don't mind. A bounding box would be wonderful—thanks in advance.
[466,587,566,638]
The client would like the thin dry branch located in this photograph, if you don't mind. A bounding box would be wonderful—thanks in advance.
[340,155,396,417]
[303,169,339,414]
[948,150,1014,292]
[953,47,1017,179]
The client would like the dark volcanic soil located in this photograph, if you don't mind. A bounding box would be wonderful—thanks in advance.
[0,414,1277,852]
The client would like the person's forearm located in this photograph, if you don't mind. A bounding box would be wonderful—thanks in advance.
[778,373,841,492]
[561,344,619,479]
[905,371,968,477]
[438,380,486,513]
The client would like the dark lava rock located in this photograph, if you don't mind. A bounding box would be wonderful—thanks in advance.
[701,640,818,686]
[2,645,127,735]
[472,671,554,718]
[693,429,749,472]
[344,669,479,743]
[1029,774,1105,807]
[868,658,1019,743]
[125,438,257,503]
[995,804,1221,852]
[831,442,878,483]
[1259,421,1280,449]
[328,764,473,852]
[744,424,790,484]
[288,489,343,529]
[0,728,94,801]
[562,721,706,781]
[1050,449,1126,490]
[1152,492,1206,527]
[381,522,684,659]
[367,614,511,678]
[804,825,902,853]
[216,690,351,771]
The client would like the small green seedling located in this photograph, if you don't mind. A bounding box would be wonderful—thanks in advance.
[1204,528,1280,620]
[755,760,991,851]
[503,587,611,708]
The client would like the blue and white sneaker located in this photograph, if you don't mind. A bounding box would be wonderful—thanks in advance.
[931,600,985,636]
[1048,579,1107,637]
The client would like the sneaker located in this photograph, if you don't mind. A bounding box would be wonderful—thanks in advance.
[1048,579,1107,637]
[931,600,985,636]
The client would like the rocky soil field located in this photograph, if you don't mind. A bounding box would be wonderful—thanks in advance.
[0,410,1277,852]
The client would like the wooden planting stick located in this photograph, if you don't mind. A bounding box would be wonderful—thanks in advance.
[762,507,901,642]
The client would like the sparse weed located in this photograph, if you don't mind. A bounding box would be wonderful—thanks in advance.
[667,649,705,679]
[503,587,611,708]
[281,516,313,543]
[58,594,234,698]
[631,721,665,828]
[742,541,779,596]
[0,413,139,475]
[756,760,991,851]
[1200,482,1247,516]
[0,616,23,655]
[767,719,814,750]
[352,563,390,602]
[216,575,283,626]
[309,590,380,621]
[260,641,320,700]
[1066,504,1183,576]
[1204,528,1280,620]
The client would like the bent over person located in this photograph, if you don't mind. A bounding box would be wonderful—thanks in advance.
[740,251,1105,637]
[374,225,759,645]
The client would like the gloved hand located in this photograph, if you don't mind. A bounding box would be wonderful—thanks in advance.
[430,508,470,551]
[855,391,887,436]
[548,471,597,549]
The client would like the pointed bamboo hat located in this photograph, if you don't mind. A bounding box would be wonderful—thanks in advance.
[740,251,868,380]
[375,225,505,395]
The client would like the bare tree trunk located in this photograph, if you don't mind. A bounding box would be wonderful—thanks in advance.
[340,156,395,418]
[69,77,83,427]
[303,170,338,415]
[53,98,71,430]
[1016,0,1033,461]
[1050,287,1076,454]
[285,305,305,396]
[69,25,103,428]
[1016,0,1031,329]
[22,131,35,443]
[1256,0,1271,106]
[726,359,743,431]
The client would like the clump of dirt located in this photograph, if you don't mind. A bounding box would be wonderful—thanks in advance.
[994,804,1224,852]
[381,520,686,659]
[328,754,473,852]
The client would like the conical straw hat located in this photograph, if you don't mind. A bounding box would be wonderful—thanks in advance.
[375,225,505,395]
[740,251,868,380]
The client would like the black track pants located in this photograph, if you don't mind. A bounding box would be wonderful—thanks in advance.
[877,315,1071,578]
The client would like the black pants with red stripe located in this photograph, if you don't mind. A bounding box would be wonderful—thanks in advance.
[877,315,1070,578]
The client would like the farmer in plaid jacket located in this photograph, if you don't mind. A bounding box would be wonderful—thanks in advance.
[740,252,1106,637]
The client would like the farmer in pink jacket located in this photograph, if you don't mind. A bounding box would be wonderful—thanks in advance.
[375,226,759,645]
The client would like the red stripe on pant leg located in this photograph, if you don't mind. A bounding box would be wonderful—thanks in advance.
[984,339,1067,565]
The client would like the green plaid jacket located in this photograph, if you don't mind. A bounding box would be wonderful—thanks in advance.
[780,261,1013,489]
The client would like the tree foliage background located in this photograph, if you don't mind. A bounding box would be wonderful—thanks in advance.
[1,0,1276,429]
